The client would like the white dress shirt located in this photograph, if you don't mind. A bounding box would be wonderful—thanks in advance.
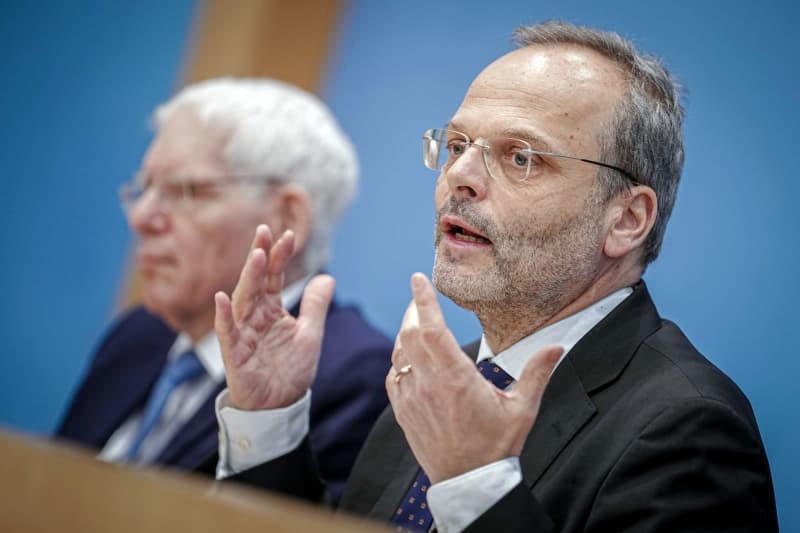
[98,275,310,465]
[215,287,632,532]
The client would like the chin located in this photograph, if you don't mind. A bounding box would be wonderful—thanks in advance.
[434,260,507,310]
[140,287,176,317]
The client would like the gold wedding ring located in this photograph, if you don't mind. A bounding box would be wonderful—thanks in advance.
[394,364,413,383]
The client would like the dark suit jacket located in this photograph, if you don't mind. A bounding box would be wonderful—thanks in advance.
[233,282,778,531]
[57,298,393,503]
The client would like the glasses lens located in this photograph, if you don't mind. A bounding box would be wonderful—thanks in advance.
[118,182,144,211]
[487,137,532,182]
[423,128,472,172]
[422,128,445,170]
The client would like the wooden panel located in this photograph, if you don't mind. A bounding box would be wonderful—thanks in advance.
[185,0,343,92]
[0,430,386,532]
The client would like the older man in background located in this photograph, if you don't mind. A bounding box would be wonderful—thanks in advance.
[57,78,392,503]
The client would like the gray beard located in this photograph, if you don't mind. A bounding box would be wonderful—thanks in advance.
[432,196,604,325]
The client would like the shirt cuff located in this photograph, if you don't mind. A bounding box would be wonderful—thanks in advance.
[214,388,311,479]
[426,457,522,533]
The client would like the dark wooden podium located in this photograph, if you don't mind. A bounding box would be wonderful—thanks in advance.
[0,430,386,532]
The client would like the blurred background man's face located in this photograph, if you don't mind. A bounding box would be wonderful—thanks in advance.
[126,108,274,336]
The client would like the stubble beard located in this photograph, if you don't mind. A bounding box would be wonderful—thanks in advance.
[432,195,605,329]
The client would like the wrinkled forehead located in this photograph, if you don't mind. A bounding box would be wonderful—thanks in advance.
[452,44,626,155]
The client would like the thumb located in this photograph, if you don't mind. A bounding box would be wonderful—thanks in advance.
[513,344,564,404]
[298,274,336,337]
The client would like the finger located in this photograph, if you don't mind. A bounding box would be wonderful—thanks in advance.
[391,341,411,371]
[392,298,418,362]
[251,224,273,254]
[401,299,420,329]
[408,272,461,367]
[513,344,564,404]
[385,366,398,398]
[385,367,407,423]
[410,273,445,330]
[247,224,273,294]
[297,274,336,340]
[385,363,411,412]
[395,315,426,370]
[265,230,295,293]
[214,291,241,367]
[230,247,269,322]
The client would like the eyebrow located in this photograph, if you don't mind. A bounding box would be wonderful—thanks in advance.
[498,127,556,153]
[446,122,557,153]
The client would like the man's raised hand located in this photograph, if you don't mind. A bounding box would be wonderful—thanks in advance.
[387,273,562,483]
[214,224,334,410]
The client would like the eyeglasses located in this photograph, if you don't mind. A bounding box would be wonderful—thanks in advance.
[119,174,281,212]
[422,128,637,184]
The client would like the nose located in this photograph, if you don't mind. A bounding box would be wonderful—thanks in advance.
[127,187,169,235]
[443,144,490,202]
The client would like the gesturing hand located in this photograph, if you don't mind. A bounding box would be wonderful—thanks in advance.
[387,273,563,484]
[214,224,335,410]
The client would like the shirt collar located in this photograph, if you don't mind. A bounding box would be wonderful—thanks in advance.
[168,274,314,383]
[477,287,633,381]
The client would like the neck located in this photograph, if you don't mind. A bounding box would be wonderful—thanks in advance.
[476,262,642,354]
[178,311,214,344]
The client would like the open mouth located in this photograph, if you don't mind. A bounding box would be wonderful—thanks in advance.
[442,217,492,245]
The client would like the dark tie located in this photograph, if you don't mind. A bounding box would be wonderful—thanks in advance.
[125,349,205,461]
[389,359,514,532]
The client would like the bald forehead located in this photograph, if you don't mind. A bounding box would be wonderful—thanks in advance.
[455,43,627,155]
[483,44,626,101]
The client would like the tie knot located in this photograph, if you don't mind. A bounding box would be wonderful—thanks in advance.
[165,350,205,386]
[476,359,514,389]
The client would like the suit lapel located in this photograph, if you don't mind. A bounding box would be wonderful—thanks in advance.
[85,334,174,446]
[520,282,662,486]
[155,381,227,468]
[367,418,422,521]
[519,356,595,487]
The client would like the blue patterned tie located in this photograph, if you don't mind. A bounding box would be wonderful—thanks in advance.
[389,359,514,532]
[125,350,205,461]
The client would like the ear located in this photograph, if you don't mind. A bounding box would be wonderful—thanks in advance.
[268,184,313,253]
[603,185,658,259]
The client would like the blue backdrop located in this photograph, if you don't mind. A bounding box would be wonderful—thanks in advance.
[0,1,796,530]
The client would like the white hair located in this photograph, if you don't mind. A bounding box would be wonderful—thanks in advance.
[153,77,359,274]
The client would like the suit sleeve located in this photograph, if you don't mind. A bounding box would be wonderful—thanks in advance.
[226,436,326,503]
[309,340,392,504]
[465,398,778,532]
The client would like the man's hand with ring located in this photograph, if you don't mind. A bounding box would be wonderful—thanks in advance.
[394,364,413,383]
[386,273,563,484]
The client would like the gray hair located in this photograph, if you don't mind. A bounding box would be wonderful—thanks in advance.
[154,77,358,274]
[514,21,685,265]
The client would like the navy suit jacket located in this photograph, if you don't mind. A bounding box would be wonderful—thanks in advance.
[56,298,393,503]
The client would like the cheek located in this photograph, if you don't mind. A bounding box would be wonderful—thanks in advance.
[151,229,220,301]
[205,225,257,288]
